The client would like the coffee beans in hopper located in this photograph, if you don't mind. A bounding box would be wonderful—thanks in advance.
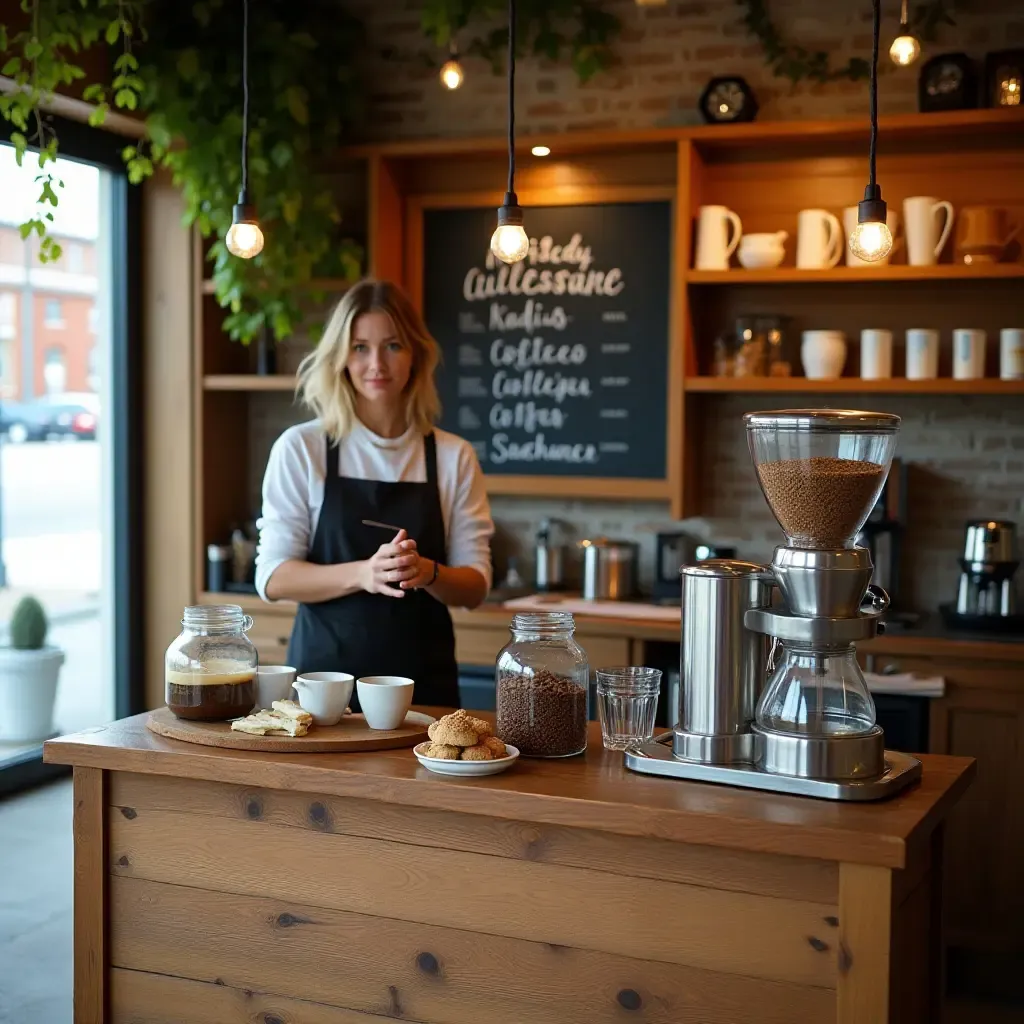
[756,456,885,548]
[497,669,587,757]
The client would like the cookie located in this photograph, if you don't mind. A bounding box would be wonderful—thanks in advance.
[430,713,479,747]
[460,743,493,761]
[427,721,438,740]
[467,715,492,738]
[424,743,460,760]
[271,700,312,725]
[482,735,507,757]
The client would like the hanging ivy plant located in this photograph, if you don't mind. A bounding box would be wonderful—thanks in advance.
[737,0,958,84]
[421,0,620,82]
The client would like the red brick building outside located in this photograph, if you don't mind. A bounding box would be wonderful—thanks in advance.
[0,221,98,400]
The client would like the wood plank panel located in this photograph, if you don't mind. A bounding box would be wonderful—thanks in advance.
[889,873,932,1024]
[110,968,386,1024]
[108,808,838,987]
[837,864,893,1024]
[74,767,107,1024]
[111,876,835,1024]
[109,773,838,903]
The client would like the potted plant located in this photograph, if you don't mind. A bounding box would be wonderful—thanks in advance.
[0,597,64,742]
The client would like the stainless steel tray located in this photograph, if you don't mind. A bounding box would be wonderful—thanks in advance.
[624,735,922,801]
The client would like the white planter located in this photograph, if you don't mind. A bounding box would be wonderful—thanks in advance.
[0,646,65,741]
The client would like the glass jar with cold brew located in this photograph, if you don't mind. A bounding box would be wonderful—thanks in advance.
[165,605,258,720]
[495,612,589,757]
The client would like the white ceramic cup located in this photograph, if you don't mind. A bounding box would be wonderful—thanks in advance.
[695,205,743,270]
[356,676,415,731]
[903,196,955,266]
[292,671,355,726]
[737,230,787,269]
[953,329,987,380]
[843,206,902,266]
[801,330,847,379]
[1000,328,1024,380]
[860,329,894,379]
[906,328,940,379]
[255,665,297,710]
[796,209,843,269]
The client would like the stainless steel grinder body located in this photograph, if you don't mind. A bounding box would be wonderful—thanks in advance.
[675,560,772,764]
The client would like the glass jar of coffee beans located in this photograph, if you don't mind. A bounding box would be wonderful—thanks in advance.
[495,612,589,757]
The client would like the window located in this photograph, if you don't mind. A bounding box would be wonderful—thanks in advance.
[88,305,99,334]
[0,293,14,340]
[67,243,85,272]
[44,346,66,393]
[87,345,99,391]
[44,299,64,328]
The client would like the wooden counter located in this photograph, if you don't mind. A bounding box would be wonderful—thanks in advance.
[48,711,972,1024]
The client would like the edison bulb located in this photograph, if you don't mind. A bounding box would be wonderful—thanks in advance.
[848,220,893,262]
[440,58,464,90]
[490,223,529,264]
[226,221,264,259]
[889,33,920,66]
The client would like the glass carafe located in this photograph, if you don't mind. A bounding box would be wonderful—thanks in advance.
[756,642,875,736]
[165,604,258,720]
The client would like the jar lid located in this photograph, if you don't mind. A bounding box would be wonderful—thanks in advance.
[681,559,766,578]
[743,409,901,432]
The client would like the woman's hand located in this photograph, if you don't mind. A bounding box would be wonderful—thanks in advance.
[362,529,419,598]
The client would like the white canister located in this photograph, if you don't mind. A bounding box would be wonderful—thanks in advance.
[801,330,847,379]
[906,329,940,379]
[953,329,986,380]
[860,329,893,380]
[1000,328,1024,380]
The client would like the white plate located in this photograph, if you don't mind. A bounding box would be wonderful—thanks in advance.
[413,741,520,776]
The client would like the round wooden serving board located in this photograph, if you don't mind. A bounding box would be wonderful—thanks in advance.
[146,706,434,753]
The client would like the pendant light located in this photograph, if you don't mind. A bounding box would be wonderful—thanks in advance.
[849,0,893,263]
[440,41,465,91]
[225,0,264,259]
[490,0,529,265]
[889,0,921,66]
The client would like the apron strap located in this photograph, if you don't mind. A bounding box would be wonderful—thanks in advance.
[423,431,438,488]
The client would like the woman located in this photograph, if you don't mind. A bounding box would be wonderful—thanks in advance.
[255,279,494,709]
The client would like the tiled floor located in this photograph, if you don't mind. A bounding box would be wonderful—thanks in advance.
[0,778,1022,1024]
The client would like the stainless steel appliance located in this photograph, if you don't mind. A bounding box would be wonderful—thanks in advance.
[627,409,922,801]
[855,457,906,602]
[580,537,638,600]
[954,520,1019,617]
[534,518,566,592]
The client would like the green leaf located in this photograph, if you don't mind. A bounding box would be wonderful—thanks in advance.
[19,222,33,240]
[114,88,138,110]
[114,52,139,72]
[1,57,21,76]
[24,40,43,60]
[284,86,309,125]
[82,83,105,102]
[146,118,172,150]
[105,20,120,45]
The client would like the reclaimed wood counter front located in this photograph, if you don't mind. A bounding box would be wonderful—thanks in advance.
[47,712,973,1024]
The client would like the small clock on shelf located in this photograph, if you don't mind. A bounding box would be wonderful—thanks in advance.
[984,49,1024,108]
[918,52,978,112]
[699,76,758,124]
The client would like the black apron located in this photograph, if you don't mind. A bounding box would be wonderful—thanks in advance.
[286,431,460,711]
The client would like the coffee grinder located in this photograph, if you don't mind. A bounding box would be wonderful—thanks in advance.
[627,410,921,801]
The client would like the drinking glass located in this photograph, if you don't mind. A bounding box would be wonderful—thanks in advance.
[595,667,662,750]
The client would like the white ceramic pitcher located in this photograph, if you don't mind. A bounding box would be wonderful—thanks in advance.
[695,205,743,270]
[904,196,955,265]
[796,209,843,269]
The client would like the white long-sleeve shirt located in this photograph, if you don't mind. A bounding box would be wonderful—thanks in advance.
[255,419,494,601]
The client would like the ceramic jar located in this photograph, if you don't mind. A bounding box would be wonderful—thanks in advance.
[738,231,787,269]
[801,330,847,379]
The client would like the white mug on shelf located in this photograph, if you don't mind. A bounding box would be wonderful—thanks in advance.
[844,207,902,266]
[801,330,847,379]
[796,209,843,269]
[860,329,893,380]
[695,205,743,270]
[1000,328,1024,380]
[953,329,987,380]
[903,196,955,266]
[906,329,940,379]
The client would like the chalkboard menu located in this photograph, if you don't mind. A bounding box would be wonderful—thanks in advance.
[423,201,671,479]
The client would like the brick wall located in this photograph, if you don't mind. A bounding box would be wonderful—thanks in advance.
[242,1,1024,615]
[348,0,1024,138]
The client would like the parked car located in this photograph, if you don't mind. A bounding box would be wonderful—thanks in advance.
[0,393,100,443]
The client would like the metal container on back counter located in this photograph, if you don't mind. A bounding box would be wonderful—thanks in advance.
[675,560,772,764]
[580,538,638,600]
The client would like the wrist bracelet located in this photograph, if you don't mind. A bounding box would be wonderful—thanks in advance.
[429,559,440,585]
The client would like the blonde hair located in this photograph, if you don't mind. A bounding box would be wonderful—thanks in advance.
[297,279,442,441]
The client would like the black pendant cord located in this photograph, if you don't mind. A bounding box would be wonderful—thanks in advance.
[240,0,250,200]
[868,0,879,191]
[506,0,516,200]
[899,0,909,30]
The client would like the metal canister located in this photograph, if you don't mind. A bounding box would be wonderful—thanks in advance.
[674,559,772,765]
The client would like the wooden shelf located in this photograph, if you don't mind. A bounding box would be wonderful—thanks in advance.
[685,377,1024,395]
[200,277,350,296]
[686,264,1024,284]
[203,374,296,391]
